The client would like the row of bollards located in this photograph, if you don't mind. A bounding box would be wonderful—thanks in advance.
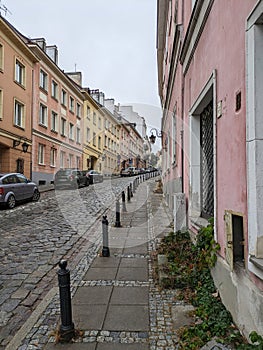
[56,170,160,342]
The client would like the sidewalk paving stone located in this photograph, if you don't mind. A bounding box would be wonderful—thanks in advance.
[110,286,148,305]
[104,305,149,331]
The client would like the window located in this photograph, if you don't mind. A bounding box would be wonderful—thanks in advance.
[93,112,96,125]
[86,106,90,119]
[98,136,101,149]
[69,123,74,140]
[14,100,25,128]
[69,154,73,168]
[51,111,58,132]
[40,69,48,91]
[76,103,81,117]
[61,117,67,136]
[69,96,74,112]
[60,151,65,168]
[93,132,96,146]
[51,80,58,99]
[15,59,25,86]
[104,135,107,147]
[39,103,47,126]
[98,117,101,129]
[76,156,80,169]
[61,89,67,106]
[0,89,3,119]
[50,148,56,167]
[0,43,3,71]
[38,144,45,165]
[76,127,81,144]
[86,127,90,142]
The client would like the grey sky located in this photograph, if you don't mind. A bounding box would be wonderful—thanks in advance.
[2,0,162,145]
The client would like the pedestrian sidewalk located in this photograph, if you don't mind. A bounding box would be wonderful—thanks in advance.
[43,177,175,350]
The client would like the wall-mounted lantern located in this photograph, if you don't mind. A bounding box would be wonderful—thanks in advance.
[13,139,29,153]
[149,128,162,144]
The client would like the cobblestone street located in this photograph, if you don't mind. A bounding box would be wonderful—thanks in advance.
[0,177,133,348]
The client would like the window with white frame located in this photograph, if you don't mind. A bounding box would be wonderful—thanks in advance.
[69,123,74,140]
[40,69,48,91]
[69,154,73,168]
[76,156,80,169]
[51,111,58,132]
[51,80,58,99]
[60,150,65,168]
[38,144,45,165]
[69,96,74,113]
[39,103,47,126]
[86,127,90,142]
[50,148,56,167]
[61,89,67,106]
[15,59,25,86]
[76,103,81,117]
[0,43,3,71]
[86,106,90,119]
[61,117,67,136]
[0,89,3,119]
[14,100,25,128]
[76,127,81,144]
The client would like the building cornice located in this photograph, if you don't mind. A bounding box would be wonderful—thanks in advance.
[0,16,39,63]
[180,0,214,75]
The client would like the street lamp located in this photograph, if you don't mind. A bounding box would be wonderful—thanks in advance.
[13,139,29,153]
[149,128,162,144]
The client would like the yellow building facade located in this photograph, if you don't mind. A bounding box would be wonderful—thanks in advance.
[82,90,104,172]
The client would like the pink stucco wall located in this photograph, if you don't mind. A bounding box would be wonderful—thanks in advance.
[182,0,256,257]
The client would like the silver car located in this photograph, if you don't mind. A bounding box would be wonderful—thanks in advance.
[0,173,40,209]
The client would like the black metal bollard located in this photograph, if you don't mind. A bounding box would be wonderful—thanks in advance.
[102,215,110,257]
[127,185,131,201]
[115,198,121,227]
[57,260,75,342]
[122,190,127,212]
[130,183,133,197]
[133,180,136,193]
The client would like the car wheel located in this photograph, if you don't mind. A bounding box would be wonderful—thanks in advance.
[6,194,16,209]
[32,189,40,202]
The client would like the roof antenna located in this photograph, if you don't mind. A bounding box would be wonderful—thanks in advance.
[0,0,12,16]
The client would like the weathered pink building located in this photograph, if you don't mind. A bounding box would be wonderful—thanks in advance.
[157,0,263,338]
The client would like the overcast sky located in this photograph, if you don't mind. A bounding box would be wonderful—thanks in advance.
[2,0,162,148]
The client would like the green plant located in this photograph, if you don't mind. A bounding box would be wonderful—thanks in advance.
[155,220,257,349]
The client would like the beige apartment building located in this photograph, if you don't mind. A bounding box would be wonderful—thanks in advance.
[0,16,38,178]
[102,106,120,176]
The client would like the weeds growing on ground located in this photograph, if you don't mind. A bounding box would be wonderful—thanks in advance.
[155,220,262,349]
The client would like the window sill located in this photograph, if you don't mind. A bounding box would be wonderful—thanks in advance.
[39,123,47,129]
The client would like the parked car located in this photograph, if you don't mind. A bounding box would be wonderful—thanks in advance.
[120,167,139,177]
[54,169,89,189]
[0,173,40,209]
[86,170,103,184]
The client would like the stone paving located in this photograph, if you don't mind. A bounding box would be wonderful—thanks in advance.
[0,177,137,349]
[1,175,231,350]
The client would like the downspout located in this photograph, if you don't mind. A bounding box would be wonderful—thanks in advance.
[181,0,185,194]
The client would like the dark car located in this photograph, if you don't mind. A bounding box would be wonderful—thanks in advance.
[0,173,40,209]
[54,169,89,189]
[86,170,103,184]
